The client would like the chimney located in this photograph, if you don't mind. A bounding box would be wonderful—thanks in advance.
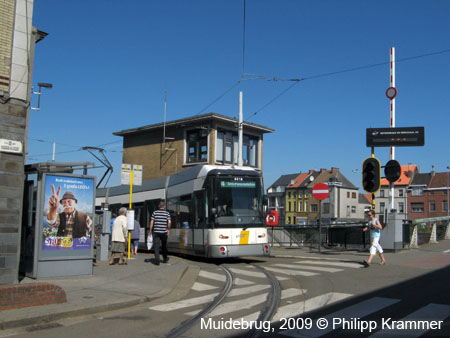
[331,167,339,173]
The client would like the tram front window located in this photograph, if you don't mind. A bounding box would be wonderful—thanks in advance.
[211,178,263,227]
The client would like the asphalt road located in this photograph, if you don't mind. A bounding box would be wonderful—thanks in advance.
[2,245,450,338]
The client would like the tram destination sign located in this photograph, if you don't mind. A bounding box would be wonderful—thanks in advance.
[221,181,256,188]
[366,127,425,147]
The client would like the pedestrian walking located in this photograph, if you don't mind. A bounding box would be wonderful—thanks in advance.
[363,210,386,267]
[149,201,171,265]
[130,218,141,255]
[110,207,128,265]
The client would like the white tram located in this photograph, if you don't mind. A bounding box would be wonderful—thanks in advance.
[96,165,270,258]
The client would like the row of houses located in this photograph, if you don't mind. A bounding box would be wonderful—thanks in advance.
[267,168,371,226]
[267,164,450,226]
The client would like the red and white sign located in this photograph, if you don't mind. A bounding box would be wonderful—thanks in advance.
[312,182,329,201]
[386,86,397,100]
[265,210,279,226]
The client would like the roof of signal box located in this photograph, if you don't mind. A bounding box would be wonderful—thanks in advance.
[113,113,275,136]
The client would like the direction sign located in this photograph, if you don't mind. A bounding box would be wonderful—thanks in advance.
[366,127,425,147]
[312,182,330,201]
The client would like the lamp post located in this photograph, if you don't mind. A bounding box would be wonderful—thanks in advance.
[31,82,53,111]
[447,166,449,218]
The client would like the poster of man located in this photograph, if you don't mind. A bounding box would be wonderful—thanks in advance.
[42,175,95,251]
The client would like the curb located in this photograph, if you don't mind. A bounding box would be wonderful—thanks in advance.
[0,264,191,331]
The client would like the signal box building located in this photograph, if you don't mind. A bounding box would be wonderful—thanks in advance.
[113,113,274,181]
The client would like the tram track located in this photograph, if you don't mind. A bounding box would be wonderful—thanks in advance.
[167,263,281,338]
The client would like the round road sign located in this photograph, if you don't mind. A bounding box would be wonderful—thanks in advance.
[312,182,330,201]
[386,87,397,100]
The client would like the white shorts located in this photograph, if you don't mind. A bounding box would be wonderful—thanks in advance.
[370,237,383,255]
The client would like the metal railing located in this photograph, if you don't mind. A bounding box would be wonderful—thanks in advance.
[267,222,370,250]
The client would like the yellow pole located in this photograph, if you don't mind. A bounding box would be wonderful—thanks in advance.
[128,170,133,260]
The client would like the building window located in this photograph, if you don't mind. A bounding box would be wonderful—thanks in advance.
[298,201,303,212]
[380,190,385,197]
[346,206,350,217]
[429,200,436,212]
[186,129,208,163]
[305,201,308,212]
[323,203,330,213]
[347,192,350,198]
[352,192,356,199]
[380,202,385,213]
[398,202,404,213]
[444,190,448,196]
[411,202,424,213]
[399,189,404,197]
[429,190,434,196]
[351,206,356,213]
[216,130,258,167]
[443,201,448,212]
[412,187,424,196]
[311,204,318,212]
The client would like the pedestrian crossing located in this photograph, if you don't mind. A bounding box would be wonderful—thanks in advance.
[149,258,360,318]
[280,299,450,338]
[148,258,450,337]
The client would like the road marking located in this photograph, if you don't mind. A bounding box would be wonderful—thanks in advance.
[191,282,218,291]
[264,266,319,277]
[443,249,450,253]
[295,260,363,269]
[195,288,306,319]
[369,303,450,337]
[280,296,400,337]
[234,277,255,285]
[273,292,352,323]
[149,293,219,312]
[199,270,226,282]
[204,293,268,317]
[229,267,267,278]
[228,284,270,297]
[273,263,343,273]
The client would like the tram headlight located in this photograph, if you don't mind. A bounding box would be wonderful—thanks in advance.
[258,233,266,238]
[219,234,229,239]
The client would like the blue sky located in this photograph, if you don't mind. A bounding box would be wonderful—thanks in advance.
[28,0,450,191]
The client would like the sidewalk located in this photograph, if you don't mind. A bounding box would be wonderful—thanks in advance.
[0,253,192,330]
[1,241,449,331]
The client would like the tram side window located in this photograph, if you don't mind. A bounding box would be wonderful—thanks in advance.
[167,198,179,229]
[179,194,195,229]
[194,191,205,228]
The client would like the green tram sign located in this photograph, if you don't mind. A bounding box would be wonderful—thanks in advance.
[366,127,424,147]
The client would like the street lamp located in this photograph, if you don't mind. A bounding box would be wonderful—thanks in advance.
[31,82,53,111]
[447,166,449,217]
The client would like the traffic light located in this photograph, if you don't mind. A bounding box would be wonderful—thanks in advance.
[362,157,381,193]
[385,159,401,183]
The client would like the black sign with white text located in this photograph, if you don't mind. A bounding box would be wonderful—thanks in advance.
[366,127,425,147]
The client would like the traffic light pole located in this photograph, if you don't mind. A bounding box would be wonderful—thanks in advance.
[371,146,376,212]
[389,47,396,211]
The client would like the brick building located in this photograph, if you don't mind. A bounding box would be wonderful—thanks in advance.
[0,0,44,284]
[113,113,274,181]
[408,171,449,219]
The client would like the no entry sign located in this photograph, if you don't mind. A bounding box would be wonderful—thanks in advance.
[312,182,330,201]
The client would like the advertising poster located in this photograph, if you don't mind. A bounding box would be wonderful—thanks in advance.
[42,174,95,251]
